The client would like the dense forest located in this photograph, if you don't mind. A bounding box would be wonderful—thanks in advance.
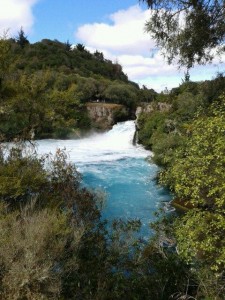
[137,75,225,298]
[0,4,225,297]
[0,32,156,141]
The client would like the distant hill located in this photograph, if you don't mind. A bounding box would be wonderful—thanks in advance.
[12,38,130,82]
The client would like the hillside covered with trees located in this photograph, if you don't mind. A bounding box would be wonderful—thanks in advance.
[0,31,156,141]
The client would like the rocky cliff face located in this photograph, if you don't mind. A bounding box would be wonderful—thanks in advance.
[135,102,172,120]
[86,102,128,130]
[135,102,172,143]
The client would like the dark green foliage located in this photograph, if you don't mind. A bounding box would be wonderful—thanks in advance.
[168,99,225,298]
[113,108,129,123]
[76,43,86,52]
[0,36,140,140]
[138,74,225,161]
[0,147,103,299]
[139,85,157,102]
[0,38,11,90]
[0,147,46,207]
[15,27,29,49]
[137,75,225,298]
[103,82,138,109]
[65,40,72,51]
[150,131,184,167]
[138,111,167,148]
[141,0,225,68]
[12,38,128,81]
[94,50,104,61]
[199,72,225,105]
[0,144,199,300]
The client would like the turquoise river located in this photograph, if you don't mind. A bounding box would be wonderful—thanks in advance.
[36,121,172,238]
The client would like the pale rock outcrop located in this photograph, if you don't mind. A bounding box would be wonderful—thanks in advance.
[86,102,128,129]
[135,102,172,120]
[135,102,172,141]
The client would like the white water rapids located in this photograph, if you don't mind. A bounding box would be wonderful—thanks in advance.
[36,121,151,167]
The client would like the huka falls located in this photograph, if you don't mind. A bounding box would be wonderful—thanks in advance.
[36,120,172,238]
[1,1,224,296]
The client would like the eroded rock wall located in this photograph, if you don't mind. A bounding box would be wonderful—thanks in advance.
[135,102,172,120]
[86,102,128,130]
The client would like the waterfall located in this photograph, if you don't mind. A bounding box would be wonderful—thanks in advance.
[36,121,150,166]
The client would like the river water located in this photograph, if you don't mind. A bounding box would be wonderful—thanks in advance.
[36,121,171,238]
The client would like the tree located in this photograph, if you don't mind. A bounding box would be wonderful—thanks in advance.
[140,0,225,68]
[0,36,11,88]
[0,202,83,300]
[103,82,138,108]
[139,86,157,102]
[161,97,225,273]
[94,50,104,61]
[0,70,51,141]
[64,39,72,51]
[16,27,29,48]
[76,43,86,52]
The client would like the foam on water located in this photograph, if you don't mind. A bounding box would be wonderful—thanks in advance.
[36,121,150,166]
[36,121,171,238]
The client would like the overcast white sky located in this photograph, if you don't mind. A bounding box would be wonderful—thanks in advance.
[0,0,224,91]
